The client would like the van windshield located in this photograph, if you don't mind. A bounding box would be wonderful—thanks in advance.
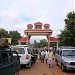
[11,47,25,54]
[63,50,75,56]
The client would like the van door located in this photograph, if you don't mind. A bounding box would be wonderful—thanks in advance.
[56,50,61,66]
[58,50,62,65]
[25,48,31,67]
[26,48,31,61]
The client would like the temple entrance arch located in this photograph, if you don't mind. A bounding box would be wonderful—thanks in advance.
[24,21,53,49]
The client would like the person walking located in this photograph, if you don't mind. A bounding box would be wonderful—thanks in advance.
[45,49,48,64]
[47,49,54,68]
[37,49,41,60]
[41,50,45,63]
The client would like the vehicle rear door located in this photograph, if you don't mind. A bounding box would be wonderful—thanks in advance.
[26,47,31,61]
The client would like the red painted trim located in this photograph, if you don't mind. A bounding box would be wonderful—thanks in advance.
[44,24,50,26]
[27,24,33,27]
[34,21,42,25]
[50,37,59,42]
[18,37,27,42]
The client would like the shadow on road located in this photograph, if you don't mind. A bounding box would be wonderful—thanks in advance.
[65,70,75,74]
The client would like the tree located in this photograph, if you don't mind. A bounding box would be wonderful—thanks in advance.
[32,39,48,48]
[34,40,37,44]
[9,31,22,45]
[39,39,47,47]
[59,12,75,46]
[0,28,22,45]
[0,28,9,38]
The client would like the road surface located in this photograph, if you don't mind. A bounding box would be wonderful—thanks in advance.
[19,60,75,75]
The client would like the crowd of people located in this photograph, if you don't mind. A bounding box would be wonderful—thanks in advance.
[38,48,54,68]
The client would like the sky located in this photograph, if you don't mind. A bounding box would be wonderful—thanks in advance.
[0,0,74,43]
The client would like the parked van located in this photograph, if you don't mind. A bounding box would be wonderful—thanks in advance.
[55,46,75,71]
[11,45,32,67]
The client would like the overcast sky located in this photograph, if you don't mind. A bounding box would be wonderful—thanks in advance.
[0,0,74,42]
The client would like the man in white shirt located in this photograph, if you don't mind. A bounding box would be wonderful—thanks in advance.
[45,49,48,64]
[47,49,54,68]
[41,50,45,63]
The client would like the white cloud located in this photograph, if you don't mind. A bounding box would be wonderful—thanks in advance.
[0,0,74,41]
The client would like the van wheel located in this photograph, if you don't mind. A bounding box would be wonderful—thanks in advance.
[26,61,31,67]
[29,61,31,67]
[15,71,19,75]
[61,64,66,72]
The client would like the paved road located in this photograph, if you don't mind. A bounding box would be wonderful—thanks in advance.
[19,60,75,75]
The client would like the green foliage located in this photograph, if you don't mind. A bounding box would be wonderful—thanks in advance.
[21,42,26,45]
[39,39,47,47]
[59,12,75,46]
[50,42,57,47]
[9,31,22,45]
[32,39,58,48]
[0,28,22,45]
[0,28,9,38]
[32,39,48,48]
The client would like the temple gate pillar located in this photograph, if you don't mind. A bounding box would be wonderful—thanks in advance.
[46,35,50,50]
[26,34,31,46]
[48,35,50,50]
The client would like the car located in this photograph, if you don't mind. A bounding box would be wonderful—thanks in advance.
[0,47,20,75]
[55,46,75,71]
[11,45,32,67]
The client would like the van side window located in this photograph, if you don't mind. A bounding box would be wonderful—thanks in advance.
[12,48,25,54]
[27,48,31,54]
[2,52,8,63]
[56,50,59,54]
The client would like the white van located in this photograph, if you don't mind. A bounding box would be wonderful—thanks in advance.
[11,45,31,67]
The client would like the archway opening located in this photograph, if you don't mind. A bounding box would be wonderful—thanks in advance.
[30,36,47,44]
